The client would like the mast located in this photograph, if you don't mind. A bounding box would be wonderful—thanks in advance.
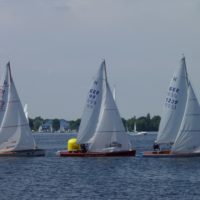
[7,62,13,83]
[181,55,189,86]
[103,60,108,85]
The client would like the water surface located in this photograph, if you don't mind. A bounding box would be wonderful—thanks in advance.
[0,133,200,200]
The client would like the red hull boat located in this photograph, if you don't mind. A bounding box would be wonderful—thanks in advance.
[143,150,200,158]
[57,150,136,157]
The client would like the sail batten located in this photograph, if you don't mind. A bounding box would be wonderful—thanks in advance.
[2,124,29,128]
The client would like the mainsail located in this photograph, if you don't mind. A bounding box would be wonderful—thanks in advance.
[156,56,188,144]
[88,62,131,152]
[171,83,200,153]
[0,63,9,126]
[77,61,104,144]
[0,63,36,152]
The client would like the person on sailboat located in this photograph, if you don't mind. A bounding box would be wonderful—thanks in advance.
[80,143,88,153]
[153,141,160,152]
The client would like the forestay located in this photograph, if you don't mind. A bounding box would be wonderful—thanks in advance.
[172,83,200,153]
[156,57,188,144]
[0,63,36,152]
[77,61,104,144]
[89,64,131,152]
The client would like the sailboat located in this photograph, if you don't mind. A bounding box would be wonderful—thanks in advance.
[133,121,148,135]
[57,60,135,157]
[143,56,200,157]
[0,62,45,156]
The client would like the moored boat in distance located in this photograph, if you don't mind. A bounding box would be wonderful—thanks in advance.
[137,131,148,136]
[0,62,45,157]
[57,60,135,157]
[143,56,200,158]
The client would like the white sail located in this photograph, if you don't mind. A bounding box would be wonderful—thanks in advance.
[24,104,28,121]
[171,83,200,153]
[77,61,104,144]
[38,125,42,132]
[0,63,36,152]
[89,63,131,152]
[0,63,9,126]
[156,57,188,144]
[113,86,116,101]
[134,122,137,133]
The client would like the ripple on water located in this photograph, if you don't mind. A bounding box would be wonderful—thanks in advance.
[0,134,200,200]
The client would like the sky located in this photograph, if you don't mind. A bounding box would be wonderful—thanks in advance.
[0,0,200,120]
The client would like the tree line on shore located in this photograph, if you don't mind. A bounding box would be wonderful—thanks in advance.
[29,113,160,132]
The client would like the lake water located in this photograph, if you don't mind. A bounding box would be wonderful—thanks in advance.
[1,133,200,200]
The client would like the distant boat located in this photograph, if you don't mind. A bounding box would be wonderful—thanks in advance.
[128,122,148,135]
[126,122,137,135]
[57,60,135,157]
[137,131,148,136]
[38,125,42,132]
[0,62,45,156]
[134,122,137,133]
[143,56,200,157]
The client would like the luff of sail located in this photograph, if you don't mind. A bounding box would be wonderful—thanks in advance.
[171,83,200,153]
[89,62,131,152]
[113,85,116,101]
[0,63,9,126]
[156,56,188,144]
[24,104,28,121]
[0,63,36,152]
[76,61,104,144]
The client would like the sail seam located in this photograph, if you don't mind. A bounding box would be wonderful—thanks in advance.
[181,130,200,132]
[8,100,20,103]
[96,131,125,133]
[186,114,200,116]
[2,124,29,128]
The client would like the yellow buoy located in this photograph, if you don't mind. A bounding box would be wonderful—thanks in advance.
[68,138,80,152]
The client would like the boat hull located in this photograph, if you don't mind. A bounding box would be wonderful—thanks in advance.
[57,150,136,157]
[143,150,200,158]
[0,149,45,157]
